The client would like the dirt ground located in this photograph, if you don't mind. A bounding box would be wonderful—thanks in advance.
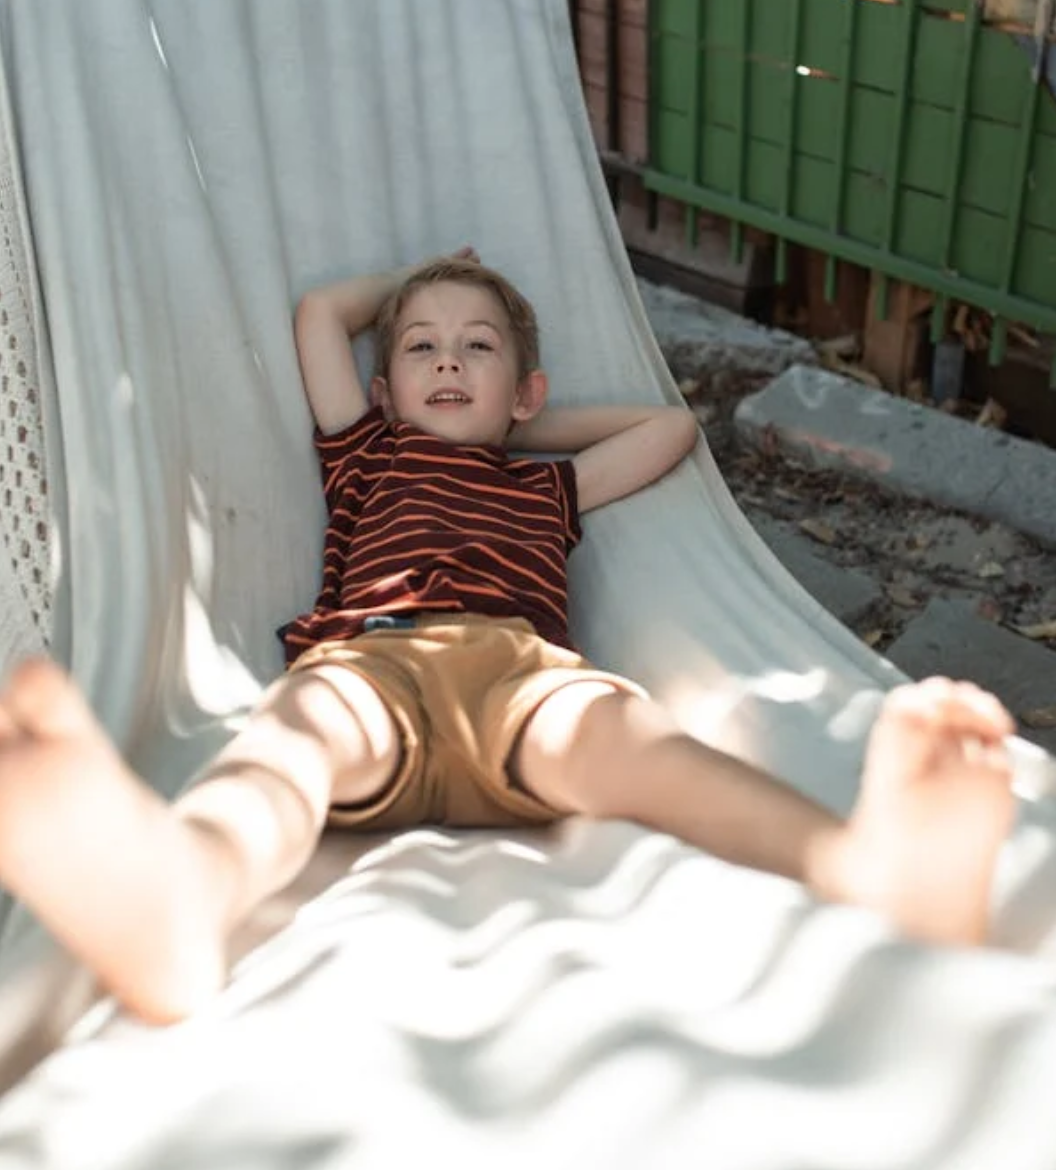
[688,372,1056,659]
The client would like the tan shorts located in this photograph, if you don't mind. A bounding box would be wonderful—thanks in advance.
[287,614,644,830]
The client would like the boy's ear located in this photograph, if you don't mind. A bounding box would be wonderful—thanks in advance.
[512,369,548,422]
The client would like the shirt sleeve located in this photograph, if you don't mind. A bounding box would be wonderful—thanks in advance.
[314,405,387,513]
[552,457,582,551]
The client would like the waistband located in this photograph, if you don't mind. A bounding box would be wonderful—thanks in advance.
[361,612,532,633]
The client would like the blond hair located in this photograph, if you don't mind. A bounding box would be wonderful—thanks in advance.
[374,259,540,382]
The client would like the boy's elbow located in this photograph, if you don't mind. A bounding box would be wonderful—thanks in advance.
[673,406,699,460]
[293,289,329,334]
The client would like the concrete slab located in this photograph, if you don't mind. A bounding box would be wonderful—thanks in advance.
[886,598,1056,755]
[734,365,1056,549]
[747,513,882,627]
[637,279,814,385]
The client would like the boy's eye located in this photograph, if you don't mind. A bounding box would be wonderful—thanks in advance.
[467,339,494,352]
[406,340,433,353]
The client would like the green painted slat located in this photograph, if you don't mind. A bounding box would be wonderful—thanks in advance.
[1001,67,1043,294]
[646,0,1056,344]
[684,0,705,246]
[698,122,738,193]
[653,0,695,39]
[1025,130,1056,232]
[653,36,695,114]
[702,0,743,49]
[901,103,954,197]
[954,204,1014,287]
[846,87,894,178]
[971,25,1031,126]
[747,60,788,146]
[879,0,919,320]
[1013,223,1056,307]
[748,0,789,59]
[851,0,903,93]
[940,0,981,269]
[730,0,752,262]
[960,119,1021,220]
[794,78,842,161]
[799,0,845,76]
[911,12,964,110]
[1040,89,1056,138]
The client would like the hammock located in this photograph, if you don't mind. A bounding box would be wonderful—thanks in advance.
[1,1,1056,1165]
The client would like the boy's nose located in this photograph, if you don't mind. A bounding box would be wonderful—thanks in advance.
[435,353,461,372]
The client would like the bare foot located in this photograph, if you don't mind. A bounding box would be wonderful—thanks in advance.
[841,677,1016,946]
[0,659,229,1022]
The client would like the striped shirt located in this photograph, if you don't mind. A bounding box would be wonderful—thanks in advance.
[282,406,581,664]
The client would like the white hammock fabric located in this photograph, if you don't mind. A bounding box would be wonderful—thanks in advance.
[1,1,1056,1166]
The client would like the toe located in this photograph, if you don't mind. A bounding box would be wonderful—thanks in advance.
[887,678,1015,740]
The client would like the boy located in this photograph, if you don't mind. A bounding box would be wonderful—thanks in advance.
[0,251,1016,1024]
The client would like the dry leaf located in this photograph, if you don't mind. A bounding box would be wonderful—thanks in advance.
[816,334,859,360]
[886,584,919,608]
[1021,707,1056,730]
[1008,323,1039,349]
[822,354,883,389]
[1015,620,1056,640]
[862,629,885,648]
[975,398,1008,430]
[678,377,701,400]
[799,518,838,545]
[976,560,1005,579]
[904,378,928,403]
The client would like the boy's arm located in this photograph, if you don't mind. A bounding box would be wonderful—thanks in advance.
[293,247,478,435]
[509,405,699,513]
[293,265,414,435]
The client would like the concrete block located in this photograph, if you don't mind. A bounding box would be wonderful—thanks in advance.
[734,365,1056,549]
[886,598,1056,755]
[748,513,881,627]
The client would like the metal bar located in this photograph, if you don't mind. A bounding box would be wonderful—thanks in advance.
[642,166,1056,334]
[940,0,982,270]
[882,0,919,259]
[1000,30,1044,296]
[817,0,859,304]
[646,0,660,170]
[931,297,948,344]
[775,235,789,284]
[874,0,921,327]
[824,254,838,303]
[729,0,752,264]
[606,0,621,154]
[684,0,706,246]
[830,0,857,239]
[605,0,622,202]
[989,317,1008,365]
[777,0,804,286]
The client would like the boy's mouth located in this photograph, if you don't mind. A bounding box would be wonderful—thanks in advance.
[426,390,471,406]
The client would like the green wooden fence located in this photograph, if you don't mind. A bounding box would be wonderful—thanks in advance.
[645,0,1056,381]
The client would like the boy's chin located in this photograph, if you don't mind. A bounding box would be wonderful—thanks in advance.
[403,413,506,447]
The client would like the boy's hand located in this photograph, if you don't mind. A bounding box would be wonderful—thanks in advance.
[449,245,479,264]
[294,247,479,435]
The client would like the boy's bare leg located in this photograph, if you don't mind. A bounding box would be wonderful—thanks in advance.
[513,677,1016,946]
[0,659,399,1023]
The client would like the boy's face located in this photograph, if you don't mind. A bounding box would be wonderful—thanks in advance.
[373,281,543,446]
